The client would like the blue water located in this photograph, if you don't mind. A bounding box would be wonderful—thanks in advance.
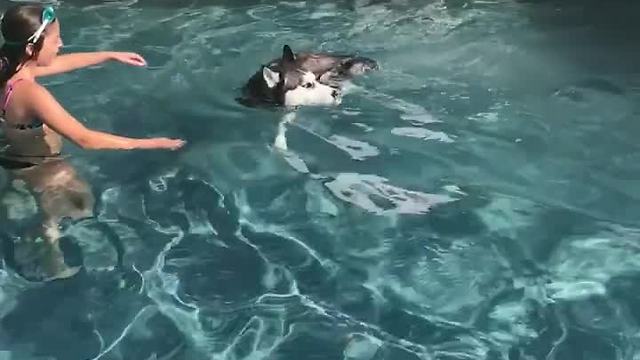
[1,0,640,359]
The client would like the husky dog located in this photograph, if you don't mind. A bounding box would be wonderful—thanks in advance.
[239,45,378,107]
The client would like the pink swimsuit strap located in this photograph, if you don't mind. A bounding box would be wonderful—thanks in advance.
[1,78,25,115]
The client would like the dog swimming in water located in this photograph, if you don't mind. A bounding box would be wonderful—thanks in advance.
[238,44,378,108]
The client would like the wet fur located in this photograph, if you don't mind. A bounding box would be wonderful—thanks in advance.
[238,45,378,107]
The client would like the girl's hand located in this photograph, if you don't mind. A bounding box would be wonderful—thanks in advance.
[146,138,186,150]
[109,52,147,67]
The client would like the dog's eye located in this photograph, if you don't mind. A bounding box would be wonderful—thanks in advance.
[302,82,314,89]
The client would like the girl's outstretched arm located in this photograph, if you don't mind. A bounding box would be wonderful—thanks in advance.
[33,51,146,77]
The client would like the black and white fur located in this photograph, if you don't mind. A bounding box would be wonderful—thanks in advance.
[239,45,378,108]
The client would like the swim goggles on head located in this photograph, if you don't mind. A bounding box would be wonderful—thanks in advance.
[27,6,56,44]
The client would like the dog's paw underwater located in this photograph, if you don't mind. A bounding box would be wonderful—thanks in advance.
[238,44,378,108]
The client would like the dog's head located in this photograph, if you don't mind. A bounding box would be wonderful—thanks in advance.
[244,45,342,107]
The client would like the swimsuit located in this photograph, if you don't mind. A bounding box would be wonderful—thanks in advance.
[0,79,62,169]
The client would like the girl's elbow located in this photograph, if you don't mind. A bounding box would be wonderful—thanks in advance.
[74,134,100,150]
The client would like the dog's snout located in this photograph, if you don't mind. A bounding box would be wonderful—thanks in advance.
[332,89,340,98]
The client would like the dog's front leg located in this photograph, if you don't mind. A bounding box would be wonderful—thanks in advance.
[274,111,297,150]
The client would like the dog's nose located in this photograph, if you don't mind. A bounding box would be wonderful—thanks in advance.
[332,89,340,98]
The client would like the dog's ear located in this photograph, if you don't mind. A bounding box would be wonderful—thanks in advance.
[262,66,280,88]
[282,45,296,64]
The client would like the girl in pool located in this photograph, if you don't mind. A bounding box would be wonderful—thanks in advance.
[0,4,185,281]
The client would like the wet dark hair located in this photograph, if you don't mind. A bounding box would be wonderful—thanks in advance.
[0,4,53,86]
